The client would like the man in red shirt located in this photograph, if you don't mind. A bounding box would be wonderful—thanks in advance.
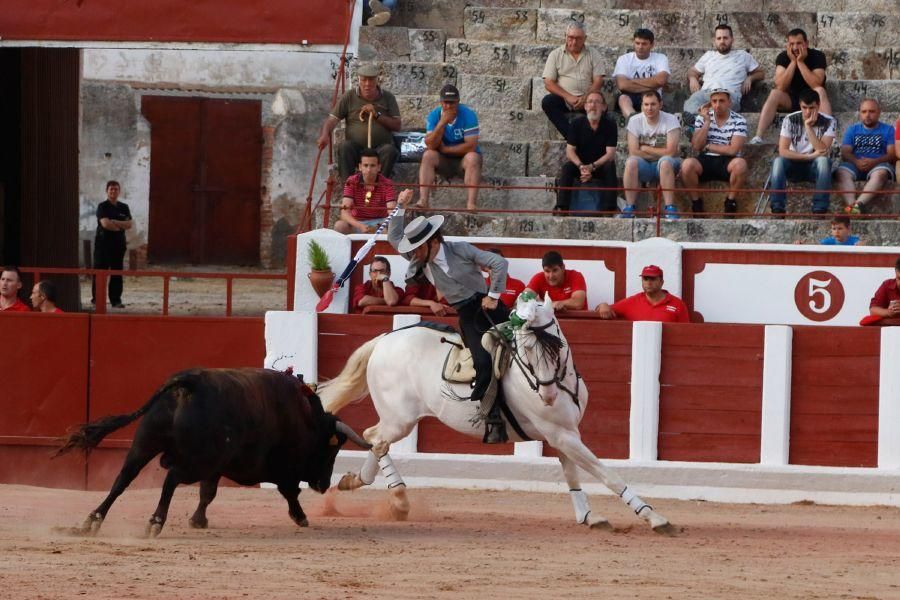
[0,267,30,312]
[524,251,587,311]
[334,149,396,234]
[400,276,453,316]
[30,280,64,313]
[869,257,900,319]
[351,257,403,313]
[594,265,690,323]
[484,248,525,309]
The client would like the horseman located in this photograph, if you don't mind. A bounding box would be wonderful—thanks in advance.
[389,189,511,443]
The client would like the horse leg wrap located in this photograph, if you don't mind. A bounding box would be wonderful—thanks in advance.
[359,449,380,486]
[378,453,405,489]
[619,486,652,516]
[569,489,591,524]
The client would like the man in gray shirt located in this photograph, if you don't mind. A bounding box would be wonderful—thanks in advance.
[389,189,510,443]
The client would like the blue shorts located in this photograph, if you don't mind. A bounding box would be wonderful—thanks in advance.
[359,218,384,227]
[634,156,682,184]
[836,161,895,181]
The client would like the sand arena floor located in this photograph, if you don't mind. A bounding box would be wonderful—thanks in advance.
[0,483,898,599]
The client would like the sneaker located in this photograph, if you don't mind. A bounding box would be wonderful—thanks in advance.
[749,136,764,144]
[111,302,125,308]
[724,198,738,218]
[664,204,679,220]
[847,202,865,215]
[617,204,635,218]
[691,198,705,217]
[770,207,786,219]
[367,0,391,25]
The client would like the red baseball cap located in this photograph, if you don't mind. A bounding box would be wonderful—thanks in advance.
[640,265,663,278]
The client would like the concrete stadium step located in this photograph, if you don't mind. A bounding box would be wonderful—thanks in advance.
[359,27,446,63]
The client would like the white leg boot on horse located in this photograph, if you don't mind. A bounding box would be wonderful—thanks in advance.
[559,452,612,530]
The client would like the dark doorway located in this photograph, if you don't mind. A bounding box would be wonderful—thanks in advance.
[0,47,80,309]
[142,96,262,265]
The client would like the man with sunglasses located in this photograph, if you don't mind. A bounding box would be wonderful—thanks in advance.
[594,265,690,322]
[351,256,403,313]
[334,148,397,234]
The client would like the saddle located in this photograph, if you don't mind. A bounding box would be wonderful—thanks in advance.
[441,329,511,384]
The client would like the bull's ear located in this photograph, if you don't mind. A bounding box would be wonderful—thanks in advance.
[329,434,339,446]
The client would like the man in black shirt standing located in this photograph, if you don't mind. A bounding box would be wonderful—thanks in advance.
[554,91,618,214]
[750,28,831,144]
[92,180,132,308]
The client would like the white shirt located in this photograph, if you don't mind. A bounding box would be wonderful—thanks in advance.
[627,111,681,150]
[423,245,450,284]
[779,111,837,154]
[694,50,759,92]
[613,52,670,94]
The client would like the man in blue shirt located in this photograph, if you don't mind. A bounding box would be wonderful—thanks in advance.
[418,84,482,210]
[820,216,861,246]
[834,98,895,214]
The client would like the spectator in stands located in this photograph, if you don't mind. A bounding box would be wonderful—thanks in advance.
[92,180,132,309]
[613,28,670,120]
[820,216,861,246]
[364,0,394,26]
[594,265,690,323]
[524,251,587,311]
[684,24,763,116]
[351,256,402,313]
[868,257,900,319]
[680,88,748,217]
[767,89,836,215]
[554,91,618,214]
[334,149,397,234]
[541,20,605,139]
[750,28,830,144]
[621,91,682,219]
[835,98,895,214]
[317,63,401,179]
[401,274,452,316]
[484,248,525,309]
[418,84,482,210]
[0,267,29,312]
[30,280,63,313]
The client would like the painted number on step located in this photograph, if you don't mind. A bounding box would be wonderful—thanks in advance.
[508,111,524,121]
[471,10,485,24]
[519,220,535,232]
[493,47,511,62]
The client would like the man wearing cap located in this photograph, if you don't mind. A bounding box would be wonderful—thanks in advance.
[594,265,690,323]
[541,20,605,139]
[523,251,587,312]
[389,188,510,443]
[684,24,763,116]
[317,63,401,179]
[418,84,482,210]
[680,88,749,217]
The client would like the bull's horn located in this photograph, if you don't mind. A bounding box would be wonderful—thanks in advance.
[336,421,372,450]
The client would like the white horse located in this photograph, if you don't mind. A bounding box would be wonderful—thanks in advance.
[317,292,673,533]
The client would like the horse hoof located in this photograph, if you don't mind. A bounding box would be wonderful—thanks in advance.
[652,521,679,536]
[587,517,613,531]
[372,441,390,458]
[189,517,208,529]
[338,472,362,491]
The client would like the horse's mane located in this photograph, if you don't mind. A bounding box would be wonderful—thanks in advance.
[531,322,565,360]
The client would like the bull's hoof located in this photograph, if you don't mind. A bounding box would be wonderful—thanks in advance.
[296,518,309,528]
[188,516,208,529]
[145,516,164,538]
[587,516,613,531]
[80,512,103,536]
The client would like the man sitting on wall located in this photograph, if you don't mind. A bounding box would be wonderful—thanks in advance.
[333,149,396,234]
[524,251,587,312]
[0,267,29,312]
[400,274,453,316]
[351,256,403,313]
[869,257,900,320]
[484,248,525,309]
[594,265,690,323]
[835,98,895,215]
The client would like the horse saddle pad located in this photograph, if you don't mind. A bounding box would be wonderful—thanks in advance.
[441,330,510,384]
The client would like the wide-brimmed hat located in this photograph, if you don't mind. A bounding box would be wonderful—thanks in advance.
[398,215,445,253]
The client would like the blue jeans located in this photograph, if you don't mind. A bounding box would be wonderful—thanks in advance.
[769,156,831,212]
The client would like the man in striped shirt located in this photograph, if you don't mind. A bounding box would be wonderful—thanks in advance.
[333,148,397,234]
[680,88,748,217]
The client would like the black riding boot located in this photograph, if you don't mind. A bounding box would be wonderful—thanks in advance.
[483,402,508,444]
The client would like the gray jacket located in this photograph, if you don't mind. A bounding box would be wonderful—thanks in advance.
[388,209,508,305]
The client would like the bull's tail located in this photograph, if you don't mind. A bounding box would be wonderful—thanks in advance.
[318,335,382,414]
[54,380,175,457]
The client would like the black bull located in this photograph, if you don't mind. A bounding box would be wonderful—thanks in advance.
[55,368,370,537]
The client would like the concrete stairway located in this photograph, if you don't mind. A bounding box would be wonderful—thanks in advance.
[347,0,900,242]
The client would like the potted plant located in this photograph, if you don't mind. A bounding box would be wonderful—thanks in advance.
[306,239,334,298]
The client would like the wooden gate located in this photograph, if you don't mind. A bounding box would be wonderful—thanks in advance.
[142,96,262,265]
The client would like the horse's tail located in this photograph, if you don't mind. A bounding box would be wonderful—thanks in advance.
[318,335,383,414]
[54,379,175,457]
